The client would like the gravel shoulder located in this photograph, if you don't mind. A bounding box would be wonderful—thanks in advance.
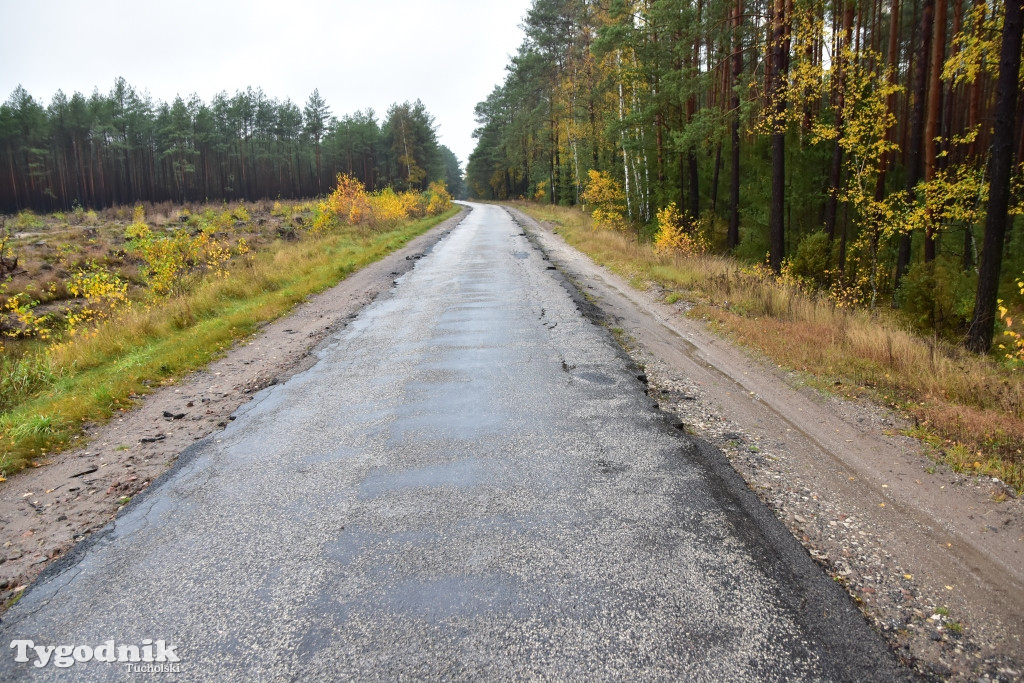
[507,206,1024,682]
[0,207,468,611]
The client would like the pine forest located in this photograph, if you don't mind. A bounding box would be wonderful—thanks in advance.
[467,0,1024,354]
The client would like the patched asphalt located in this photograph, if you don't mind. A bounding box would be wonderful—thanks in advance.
[0,203,909,681]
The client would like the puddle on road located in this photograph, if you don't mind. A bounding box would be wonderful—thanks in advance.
[390,374,507,441]
[595,459,629,475]
[381,575,522,619]
[300,444,363,466]
[325,527,437,565]
[358,458,486,499]
[573,370,617,386]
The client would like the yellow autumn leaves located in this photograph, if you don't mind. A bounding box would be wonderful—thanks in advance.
[581,170,707,258]
[313,174,452,235]
[998,275,1024,363]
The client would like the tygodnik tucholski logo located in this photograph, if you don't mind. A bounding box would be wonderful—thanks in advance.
[10,638,181,671]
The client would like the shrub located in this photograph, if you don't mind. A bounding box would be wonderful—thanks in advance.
[14,211,43,230]
[126,207,233,297]
[786,231,836,290]
[425,181,453,215]
[2,293,49,340]
[368,188,407,229]
[653,203,708,257]
[998,273,1024,365]
[313,175,454,233]
[581,170,627,231]
[897,256,976,340]
[399,191,426,219]
[65,261,131,336]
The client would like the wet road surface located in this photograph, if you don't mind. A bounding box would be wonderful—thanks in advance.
[0,203,907,680]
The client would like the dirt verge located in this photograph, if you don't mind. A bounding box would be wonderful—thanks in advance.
[0,207,468,611]
[508,206,1024,682]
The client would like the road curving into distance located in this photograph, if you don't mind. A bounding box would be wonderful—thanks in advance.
[0,203,910,681]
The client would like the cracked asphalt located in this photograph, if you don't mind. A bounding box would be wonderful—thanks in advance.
[0,203,909,681]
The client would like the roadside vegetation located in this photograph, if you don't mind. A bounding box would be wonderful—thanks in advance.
[470,0,1024,358]
[0,177,456,477]
[516,201,1024,493]
[472,0,1024,492]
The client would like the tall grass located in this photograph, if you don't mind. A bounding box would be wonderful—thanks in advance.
[516,201,1024,491]
[0,208,459,476]
[0,349,61,414]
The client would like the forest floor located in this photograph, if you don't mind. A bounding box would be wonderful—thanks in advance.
[0,207,468,614]
[509,204,1024,681]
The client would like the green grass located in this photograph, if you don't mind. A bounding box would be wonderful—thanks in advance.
[0,207,459,476]
[3,589,25,610]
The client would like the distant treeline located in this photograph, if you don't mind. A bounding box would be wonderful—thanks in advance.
[0,78,465,212]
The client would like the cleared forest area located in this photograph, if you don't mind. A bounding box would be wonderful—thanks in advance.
[0,85,466,478]
[0,180,457,478]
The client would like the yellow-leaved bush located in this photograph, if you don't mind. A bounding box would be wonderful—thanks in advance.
[313,174,370,234]
[314,174,453,232]
[653,203,708,257]
[998,274,1024,364]
[125,206,234,297]
[425,181,453,215]
[2,293,49,340]
[369,188,408,228]
[65,261,131,337]
[581,170,626,231]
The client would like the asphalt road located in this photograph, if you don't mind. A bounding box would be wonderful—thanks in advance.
[0,203,908,681]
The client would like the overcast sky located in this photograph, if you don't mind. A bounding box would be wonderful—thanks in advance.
[0,0,533,166]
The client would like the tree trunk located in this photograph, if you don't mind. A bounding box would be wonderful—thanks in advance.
[616,50,632,218]
[825,2,854,242]
[923,0,948,262]
[874,0,901,203]
[943,0,964,167]
[966,0,985,160]
[653,25,665,188]
[688,152,700,218]
[896,0,935,291]
[549,112,556,205]
[728,0,743,250]
[961,0,985,272]
[769,0,788,273]
[553,121,561,205]
[966,0,1023,353]
[686,0,701,219]
[711,142,722,211]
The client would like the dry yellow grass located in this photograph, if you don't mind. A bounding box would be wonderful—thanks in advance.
[515,201,1024,491]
